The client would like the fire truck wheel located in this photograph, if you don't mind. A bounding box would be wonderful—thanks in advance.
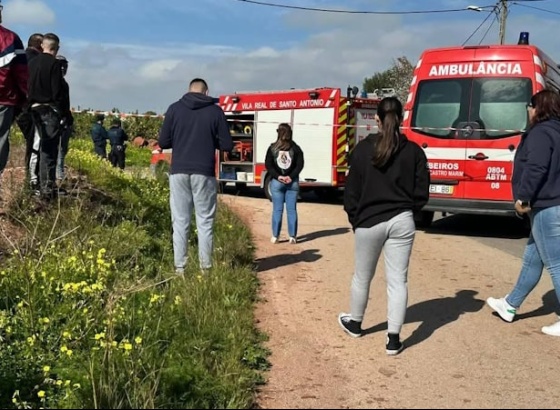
[235,182,248,192]
[414,211,434,230]
[264,176,272,201]
[314,188,340,201]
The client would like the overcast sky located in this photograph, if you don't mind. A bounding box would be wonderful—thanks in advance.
[5,0,560,113]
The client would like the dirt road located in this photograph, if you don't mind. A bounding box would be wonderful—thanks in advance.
[223,193,560,409]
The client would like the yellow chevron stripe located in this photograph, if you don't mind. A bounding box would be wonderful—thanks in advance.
[337,101,349,166]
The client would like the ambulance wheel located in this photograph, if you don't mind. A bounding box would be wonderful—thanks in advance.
[264,176,272,201]
[414,211,434,229]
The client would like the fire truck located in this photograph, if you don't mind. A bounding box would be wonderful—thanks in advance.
[151,87,380,200]
[402,32,560,228]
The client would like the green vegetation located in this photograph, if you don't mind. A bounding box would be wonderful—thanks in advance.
[0,138,269,409]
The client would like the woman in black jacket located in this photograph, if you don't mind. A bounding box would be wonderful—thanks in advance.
[265,123,304,244]
[487,89,560,337]
[338,97,430,355]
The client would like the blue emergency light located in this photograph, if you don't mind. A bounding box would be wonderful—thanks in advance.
[518,32,529,45]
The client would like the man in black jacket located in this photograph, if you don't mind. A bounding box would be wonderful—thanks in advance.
[55,55,73,181]
[16,33,43,173]
[28,32,65,198]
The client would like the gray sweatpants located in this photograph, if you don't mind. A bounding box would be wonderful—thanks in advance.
[350,211,415,335]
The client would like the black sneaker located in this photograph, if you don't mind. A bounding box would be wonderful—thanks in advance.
[56,187,68,197]
[386,333,404,356]
[338,313,362,338]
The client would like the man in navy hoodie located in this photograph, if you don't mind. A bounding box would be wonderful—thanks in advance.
[158,78,233,275]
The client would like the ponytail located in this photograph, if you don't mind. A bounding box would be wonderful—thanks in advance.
[372,97,403,168]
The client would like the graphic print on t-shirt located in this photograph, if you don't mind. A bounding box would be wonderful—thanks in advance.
[276,150,292,170]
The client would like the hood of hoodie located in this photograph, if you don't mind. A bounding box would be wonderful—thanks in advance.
[180,92,216,110]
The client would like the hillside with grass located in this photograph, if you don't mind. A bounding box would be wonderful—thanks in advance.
[0,124,269,409]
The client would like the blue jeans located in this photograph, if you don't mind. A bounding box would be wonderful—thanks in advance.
[271,178,299,238]
[507,205,560,309]
[169,174,217,270]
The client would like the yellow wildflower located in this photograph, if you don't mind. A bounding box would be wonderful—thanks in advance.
[37,391,45,399]
[43,366,51,373]
[135,337,142,345]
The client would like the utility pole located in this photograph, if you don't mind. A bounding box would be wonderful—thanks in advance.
[498,0,508,45]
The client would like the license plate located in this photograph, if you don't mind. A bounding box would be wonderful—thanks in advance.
[430,184,454,195]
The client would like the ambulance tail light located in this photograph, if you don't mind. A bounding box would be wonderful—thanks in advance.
[518,32,529,45]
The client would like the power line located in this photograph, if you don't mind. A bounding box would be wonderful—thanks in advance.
[232,0,488,14]
[511,2,560,15]
[462,9,496,46]
[478,9,501,44]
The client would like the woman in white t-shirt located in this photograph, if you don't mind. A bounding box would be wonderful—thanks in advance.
[265,123,305,244]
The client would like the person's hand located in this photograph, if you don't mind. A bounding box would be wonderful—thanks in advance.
[278,176,288,184]
[284,176,292,184]
[515,200,531,215]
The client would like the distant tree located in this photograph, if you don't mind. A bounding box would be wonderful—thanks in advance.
[144,110,157,116]
[363,56,415,103]
[112,107,120,113]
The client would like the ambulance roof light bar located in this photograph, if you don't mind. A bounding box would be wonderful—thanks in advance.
[518,32,529,45]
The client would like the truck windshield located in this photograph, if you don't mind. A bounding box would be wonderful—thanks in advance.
[411,77,531,139]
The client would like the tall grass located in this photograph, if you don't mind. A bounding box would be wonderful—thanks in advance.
[0,138,269,409]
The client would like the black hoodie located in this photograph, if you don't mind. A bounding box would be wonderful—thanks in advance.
[344,133,430,230]
[158,92,233,176]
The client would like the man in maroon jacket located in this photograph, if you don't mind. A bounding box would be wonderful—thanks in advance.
[0,2,28,177]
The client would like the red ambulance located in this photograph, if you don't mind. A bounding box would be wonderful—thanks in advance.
[403,32,560,227]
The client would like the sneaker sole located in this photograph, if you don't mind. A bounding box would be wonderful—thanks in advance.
[386,344,404,356]
[541,327,560,337]
[337,313,362,338]
[486,298,514,323]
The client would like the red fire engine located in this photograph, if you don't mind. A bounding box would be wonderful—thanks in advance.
[402,32,560,227]
[151,87,380,199]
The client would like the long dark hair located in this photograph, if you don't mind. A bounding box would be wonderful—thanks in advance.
[272,123,293,151]
[372,97,403,168]
[530,89,560,125]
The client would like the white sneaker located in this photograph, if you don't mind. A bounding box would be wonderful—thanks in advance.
[542,320,560,336]
[288,237,297,244]
[270,236,278,244]
[486,296,516,322]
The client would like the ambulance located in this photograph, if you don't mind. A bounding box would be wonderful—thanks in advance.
[402,32,560,227]
[151,87,380,200]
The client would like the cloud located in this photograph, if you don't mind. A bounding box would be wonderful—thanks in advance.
[3,0,55,26]
[65,11,560,113]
